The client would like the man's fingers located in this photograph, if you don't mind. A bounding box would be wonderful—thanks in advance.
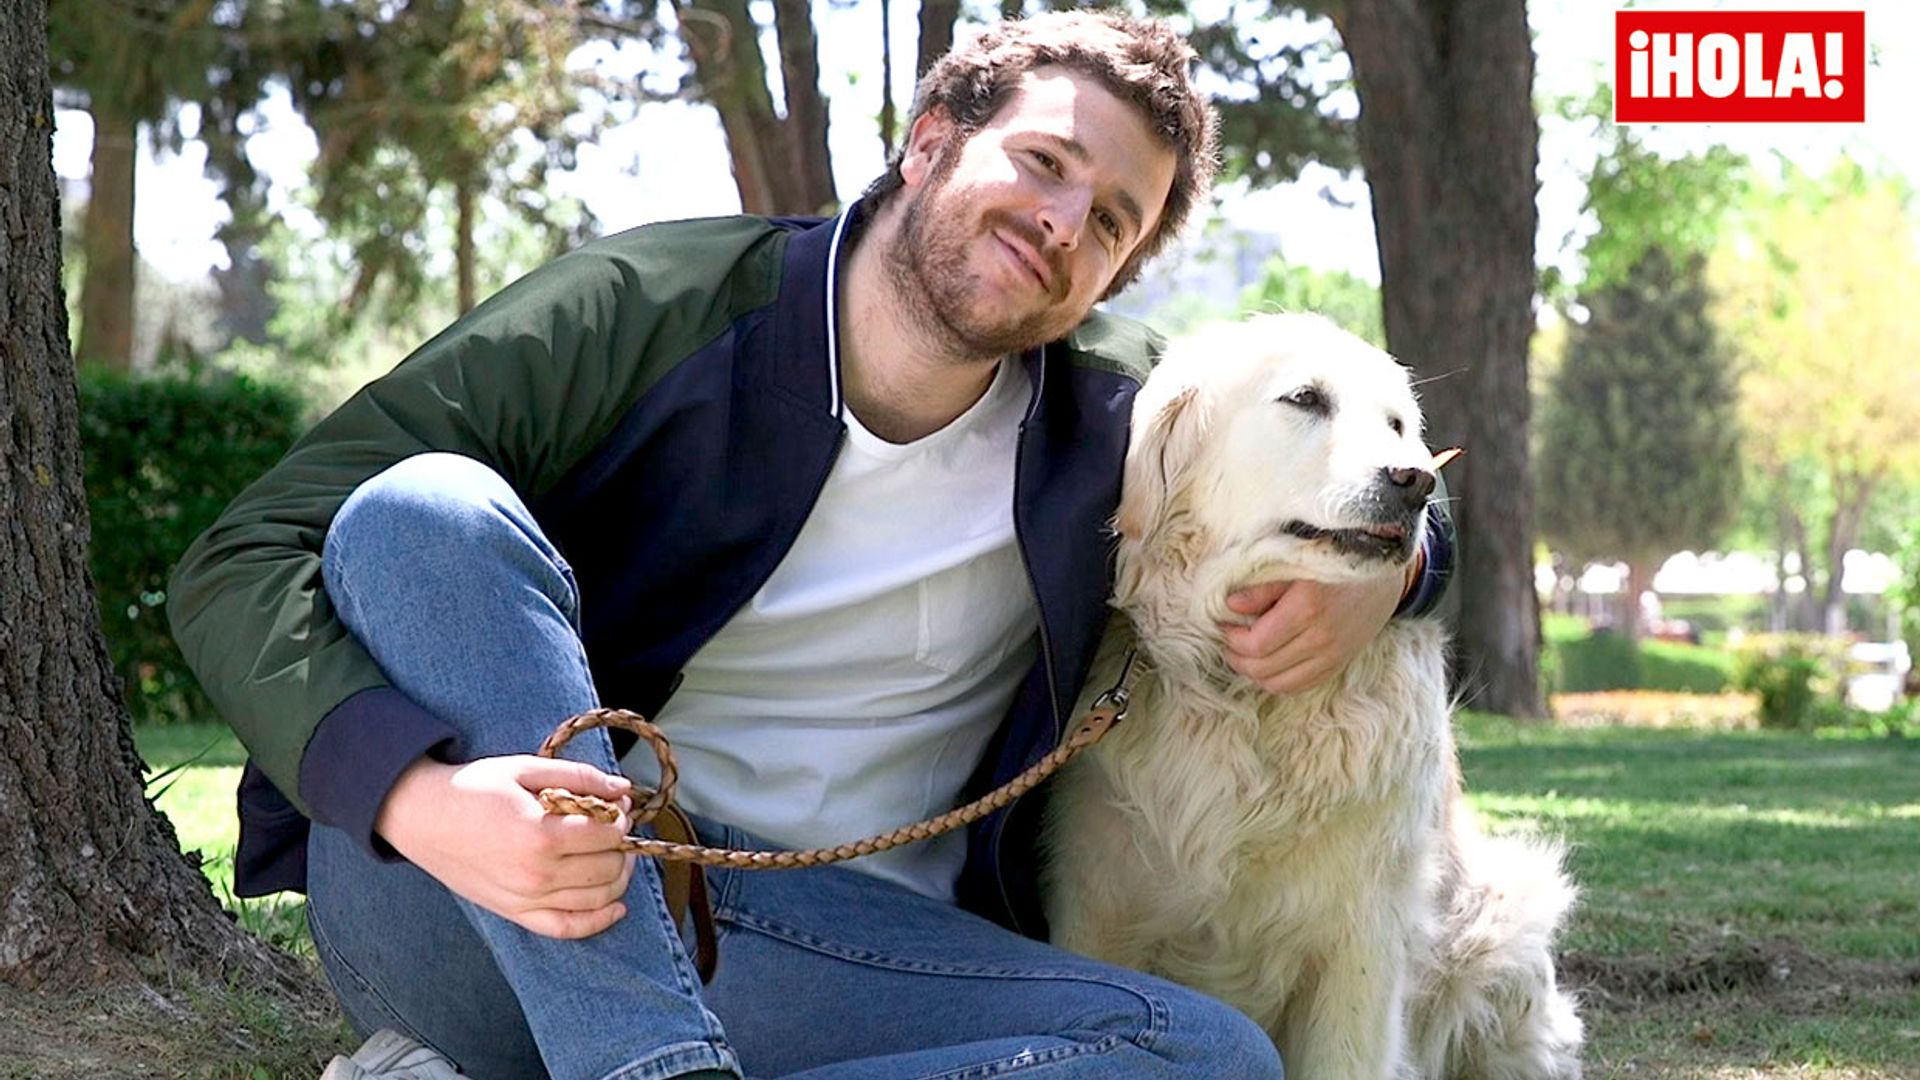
[1225,580,1291,616]
[542,811,635,855]
[517,903,628,940]
[516,757,634,801]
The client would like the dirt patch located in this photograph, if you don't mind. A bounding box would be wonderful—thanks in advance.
[1563,937,1920,1007]
[0,967,350,1079]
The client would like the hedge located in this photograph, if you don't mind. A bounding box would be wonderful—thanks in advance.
[79,368,306,724]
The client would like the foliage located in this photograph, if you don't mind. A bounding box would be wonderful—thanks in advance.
[1236,255,1383,347]
[1535,246,1743,570]
[1710,162,1920,626]
[1544,88,1748,302]
[78,367,307,725]
[1544,624,1735,695]
[1885,518,1920,660]
[1732,634,1849,730]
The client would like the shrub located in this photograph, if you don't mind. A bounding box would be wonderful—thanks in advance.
[1732,634,1847,730]
[79,368,307,724]
[1543,620,1734,694]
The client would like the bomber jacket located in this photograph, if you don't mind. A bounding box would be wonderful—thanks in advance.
[167,202,1454,938]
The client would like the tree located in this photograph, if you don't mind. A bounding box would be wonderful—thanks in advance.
[667,0,836,216]
[48,0,218,369]
[1336,0,1544,715]
[1536,247,1743,642]
[1238,256,1384,347]
[0,0,295,993]
[266,0,596,316]
[1711,163,1920,635]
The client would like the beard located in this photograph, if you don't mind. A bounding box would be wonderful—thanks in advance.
[883,160,1082,363]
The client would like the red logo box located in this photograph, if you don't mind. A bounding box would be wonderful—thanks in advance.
[1614,10,1865,123]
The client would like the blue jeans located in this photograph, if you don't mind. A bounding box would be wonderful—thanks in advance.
[310,452,1282,1080]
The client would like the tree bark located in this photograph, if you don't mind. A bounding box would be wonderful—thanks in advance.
[917,0,961,78]
[1822,471,1880,637]
[770,0,835,214]
[454,171,477,315]
[75,97,136,371]
[1623,559,1648,646]
[1339,0,1545,717]
[879,0,897,158]
[1,0,292,993]
[675,0,835,216]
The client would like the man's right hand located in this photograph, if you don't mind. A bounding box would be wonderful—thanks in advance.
[375,755,639,939]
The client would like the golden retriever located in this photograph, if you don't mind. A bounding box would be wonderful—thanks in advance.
[1045,314,1583,1079]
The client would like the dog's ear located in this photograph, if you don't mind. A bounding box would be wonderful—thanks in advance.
[1116,383,1209,542]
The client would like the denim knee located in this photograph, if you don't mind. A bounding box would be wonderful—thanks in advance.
[1155,983,1284,1080]
[323,452,579,631]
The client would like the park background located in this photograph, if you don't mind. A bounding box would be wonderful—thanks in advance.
[2,0,1918,1076]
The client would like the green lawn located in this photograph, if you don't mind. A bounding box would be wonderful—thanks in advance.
[136,717,1920,1077]
[1456,713,1920,1077]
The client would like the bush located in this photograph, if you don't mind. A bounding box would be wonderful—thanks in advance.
[1543,619,1734,694]
[79,368,306,724]
[1732,634,1847,730]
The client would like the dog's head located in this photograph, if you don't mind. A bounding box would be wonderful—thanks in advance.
[1115,313,1436,625]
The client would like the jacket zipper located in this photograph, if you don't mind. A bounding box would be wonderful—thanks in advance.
[996,380,1063,936]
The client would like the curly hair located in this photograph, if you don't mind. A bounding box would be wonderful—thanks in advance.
[861,10,1220,297]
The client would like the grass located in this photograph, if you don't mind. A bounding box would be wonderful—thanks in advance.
[1457,712,1920,1076]
[137,724,314,957]
[130,716,1920,1077]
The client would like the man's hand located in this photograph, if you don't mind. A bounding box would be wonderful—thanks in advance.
[1219,571,1405,694]
[376,755,639,940]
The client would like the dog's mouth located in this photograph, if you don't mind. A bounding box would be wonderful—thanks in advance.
[1281,518,1416,561]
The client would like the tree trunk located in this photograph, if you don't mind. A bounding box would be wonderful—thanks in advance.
[1,0,291,993]
[1822,472,1880,637]
[770,0,836,214]
[1338,0,1545,717]
[1623,559,1648,646]
[879,0,897,157]
[75,97,136,371]
[917,0,961,78]
[454,172,477,315]
[675,0,834,216]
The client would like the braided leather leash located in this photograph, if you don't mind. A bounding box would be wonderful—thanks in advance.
[533,649,1139,869]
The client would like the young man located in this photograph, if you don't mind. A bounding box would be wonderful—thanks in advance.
[170,11,1451,1079]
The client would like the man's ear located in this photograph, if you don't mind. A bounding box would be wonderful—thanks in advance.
[899,109,956,189]
[1115,384,1208,542]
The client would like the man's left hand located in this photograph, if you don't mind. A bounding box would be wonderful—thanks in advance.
[1219,573,1404,694]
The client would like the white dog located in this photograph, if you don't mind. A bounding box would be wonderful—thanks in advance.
[1044,314,1583,1079]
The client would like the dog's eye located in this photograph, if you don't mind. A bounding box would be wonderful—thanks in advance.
[1389,417,1405,435]
[1278,386,1329,414]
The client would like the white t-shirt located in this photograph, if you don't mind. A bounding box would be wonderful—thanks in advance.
[622,360,1038,899]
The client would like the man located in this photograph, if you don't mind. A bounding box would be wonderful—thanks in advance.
[170,11,1451,1079]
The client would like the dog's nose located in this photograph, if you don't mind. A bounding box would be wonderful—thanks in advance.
[1381,466,1436,510]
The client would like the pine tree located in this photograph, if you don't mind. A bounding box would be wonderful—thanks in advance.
[1536,246,1743,642]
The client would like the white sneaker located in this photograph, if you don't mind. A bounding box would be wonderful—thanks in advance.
[320,1028,464,1079]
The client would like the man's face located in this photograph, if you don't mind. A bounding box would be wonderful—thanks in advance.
[887,66,1179,360]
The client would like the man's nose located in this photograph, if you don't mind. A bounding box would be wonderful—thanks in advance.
[1036,186,1093,249]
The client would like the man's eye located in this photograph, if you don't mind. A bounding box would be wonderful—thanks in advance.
[1097,210,1122,239]
[1033,150,1060,175]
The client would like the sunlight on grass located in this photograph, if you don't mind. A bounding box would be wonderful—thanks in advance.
[136,723,313,957]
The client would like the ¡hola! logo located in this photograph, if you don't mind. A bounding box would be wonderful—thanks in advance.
[1614,10,1865,123]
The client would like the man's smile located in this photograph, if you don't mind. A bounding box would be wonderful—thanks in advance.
[993,229,1052,293]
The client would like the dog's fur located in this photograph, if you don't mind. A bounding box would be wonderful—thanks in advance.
[1044,314,1583,1079]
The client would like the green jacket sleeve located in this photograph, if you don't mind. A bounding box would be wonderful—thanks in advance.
[167,219,782,817]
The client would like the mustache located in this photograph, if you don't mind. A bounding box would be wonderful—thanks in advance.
[986,210,1069,300]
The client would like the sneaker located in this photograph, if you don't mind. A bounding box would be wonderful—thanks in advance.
[320,1028,464,1079]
